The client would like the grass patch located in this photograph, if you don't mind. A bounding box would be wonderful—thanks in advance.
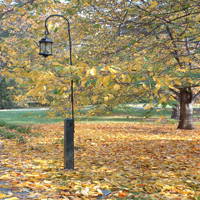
[0,121,32,143]
[0,110,64,124]
[1,131,15,139]
[0,120,7,127]
[5,123,19,130]
[17,126,31,134]
[0,106,199,125]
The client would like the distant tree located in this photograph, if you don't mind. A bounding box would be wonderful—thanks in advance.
[0,77,18,109]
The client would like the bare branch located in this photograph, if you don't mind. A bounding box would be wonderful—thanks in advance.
[191,91,200,105]
[166,25,182,68]
[169,88,180,97]
[0,0,36,19]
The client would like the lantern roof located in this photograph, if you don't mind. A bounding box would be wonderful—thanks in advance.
[39,36,53,43]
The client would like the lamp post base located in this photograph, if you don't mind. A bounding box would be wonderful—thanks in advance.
[64,118,74,170]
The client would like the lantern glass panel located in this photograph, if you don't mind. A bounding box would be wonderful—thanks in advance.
[40,42,46,54]
[46,42,52,54]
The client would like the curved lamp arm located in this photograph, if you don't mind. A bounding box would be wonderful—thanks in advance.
[45,15,72,65]
[44,15,74,120]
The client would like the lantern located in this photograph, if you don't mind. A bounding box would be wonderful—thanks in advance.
[39,36,53,57]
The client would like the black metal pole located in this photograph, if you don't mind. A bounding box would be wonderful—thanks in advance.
[71,79,74,120]
[44,15,74,170]
[64,118,74,169]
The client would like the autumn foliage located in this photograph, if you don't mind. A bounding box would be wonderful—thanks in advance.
[1,123,200,199]
[1,0,200,129]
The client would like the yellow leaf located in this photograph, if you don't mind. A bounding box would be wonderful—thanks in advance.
[144,104,152,110]
[114,84,120,90]
[142,84,147,89]
[0,175,10,180]
[0,185,9,188]
[90,68,97,76]
[111,74,116,79]
[15,77,23,84]
[0,194,6,198]
[104,96,109,101]
[155,84,161,90]
[196,14,200,22]
[15,95,21,102]
[7,86,14,90]
[4,197,19,200]
[130,180,138,185]
[0,5,5,10]
[174,80,181,85]
[81,187,89,196]
[108,66,117,74]
[183,57,189,63]
[156,179,165,186]
[150,1,158,8]
[159,97,167,104]
[52,62,64,66]
[81,79,87,87]
[78,62,89,68]
[156,117,162,123]
[92,96,98,103]
[103,76,111,87]
[26,86,43,97]
[122,74,126,82]
[126,74,131,82]
[108,94,114,99]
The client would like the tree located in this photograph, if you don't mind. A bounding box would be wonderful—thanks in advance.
[64,0,200,129]
[0,77,18,109]
[1,0,200,129]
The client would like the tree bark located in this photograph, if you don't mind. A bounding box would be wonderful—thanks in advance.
[178,87,194,129]
[171,104,180,120]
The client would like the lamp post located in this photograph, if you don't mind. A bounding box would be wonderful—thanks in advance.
[39,15,74,170]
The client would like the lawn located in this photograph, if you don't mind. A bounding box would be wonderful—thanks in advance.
[0,109,62,124]
[0,105,200,125]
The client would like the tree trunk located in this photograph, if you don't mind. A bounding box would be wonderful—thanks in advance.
[178,87,194,129]
[171,104,180,120]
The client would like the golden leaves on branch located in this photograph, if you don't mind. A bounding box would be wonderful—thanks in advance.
[26,86,44,97]
[149,1,158,9]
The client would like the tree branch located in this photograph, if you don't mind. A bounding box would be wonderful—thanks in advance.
[169,88,180,97]
[0,0,36,19]
[166,25,182,68]
[191,91,200,105]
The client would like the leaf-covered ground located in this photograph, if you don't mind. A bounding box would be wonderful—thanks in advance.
[1,123,200,199]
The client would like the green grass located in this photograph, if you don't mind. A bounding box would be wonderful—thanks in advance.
[0,128,15,139]
[0,110,64,124]
[0,121,32,142]
[0,106,199,125]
